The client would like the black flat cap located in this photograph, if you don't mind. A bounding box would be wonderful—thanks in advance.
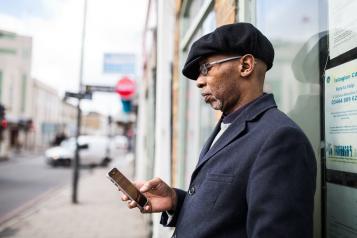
[182,22,274,80]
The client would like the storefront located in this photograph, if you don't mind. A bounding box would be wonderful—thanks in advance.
[174,0,357,237]
[241,0,357,237]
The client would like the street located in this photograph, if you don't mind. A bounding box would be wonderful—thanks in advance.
[0,153,152,238]
[0,154,90,223]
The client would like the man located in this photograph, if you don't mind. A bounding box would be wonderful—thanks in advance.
[122,23,317,238]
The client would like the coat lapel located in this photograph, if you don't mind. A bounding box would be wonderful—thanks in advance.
[197,117,223,163]
[195,117,247,170]
[191,94,277,181]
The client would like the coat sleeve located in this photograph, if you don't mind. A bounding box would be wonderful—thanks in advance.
[246,126,317,238]
[160,188,187,227]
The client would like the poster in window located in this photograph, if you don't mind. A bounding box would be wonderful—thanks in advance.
[328,0,357,59]
[324,59,357,173]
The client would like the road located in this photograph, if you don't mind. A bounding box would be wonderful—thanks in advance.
[0,154,91,222]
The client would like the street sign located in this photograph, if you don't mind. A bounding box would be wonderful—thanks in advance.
[103,53,136,75]
[82,92,93,100]
[115,77,136,99]
[65,91,92,100]
[85,85,116,93]
[121,100,132,113]
[65,92,80,98]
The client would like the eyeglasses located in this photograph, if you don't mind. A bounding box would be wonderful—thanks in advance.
[199,56,242,76]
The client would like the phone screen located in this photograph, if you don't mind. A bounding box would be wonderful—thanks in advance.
[107,168,148,209]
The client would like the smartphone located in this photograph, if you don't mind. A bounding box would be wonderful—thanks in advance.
[107,167,148,210]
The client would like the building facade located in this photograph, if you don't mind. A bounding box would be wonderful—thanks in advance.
[0,30,33,157]
[31,79,78,151]
[139,0,176,237]
[32,79,61,150]
[60,101,77,139]
[82,111,107,136]
[138,0,357,237]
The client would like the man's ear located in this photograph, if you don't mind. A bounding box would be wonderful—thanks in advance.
[240,55,255,77]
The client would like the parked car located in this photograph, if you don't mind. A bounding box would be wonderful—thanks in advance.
[45,135,112,167]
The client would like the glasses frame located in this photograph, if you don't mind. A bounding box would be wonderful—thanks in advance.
[199,56,242,76]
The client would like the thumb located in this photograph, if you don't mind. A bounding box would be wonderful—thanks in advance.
[132,180,145,189]
[140,177,162,193]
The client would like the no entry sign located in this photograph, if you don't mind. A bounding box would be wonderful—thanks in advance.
[115,76,136,99]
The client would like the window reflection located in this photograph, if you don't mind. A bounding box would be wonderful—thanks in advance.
[255,2,328,237]
[256,0,326,113]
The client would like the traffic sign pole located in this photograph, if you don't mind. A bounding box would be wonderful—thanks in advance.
[72,0,88,204]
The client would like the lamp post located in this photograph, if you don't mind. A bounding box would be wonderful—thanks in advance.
[72,0,88,204]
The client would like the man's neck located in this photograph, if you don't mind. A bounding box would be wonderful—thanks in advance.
[224,91,264,115]
[222,93,265,124]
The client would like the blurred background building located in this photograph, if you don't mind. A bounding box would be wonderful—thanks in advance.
[82,111,106,135]
[0,30,33,158]
[31,79,78,152]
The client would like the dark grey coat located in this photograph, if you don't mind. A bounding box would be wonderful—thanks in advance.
[161,94,316,238]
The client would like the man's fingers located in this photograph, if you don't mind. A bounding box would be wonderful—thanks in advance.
[140,177,162,193]
[127,200,137,209]
[144,204,151,212]
[121,194,129,201]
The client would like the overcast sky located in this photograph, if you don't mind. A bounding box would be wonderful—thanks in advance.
[0,0,147,116]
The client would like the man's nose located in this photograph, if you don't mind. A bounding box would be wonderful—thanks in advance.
[196,75,206,88]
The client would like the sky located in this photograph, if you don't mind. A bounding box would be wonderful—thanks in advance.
[0,0,148,116]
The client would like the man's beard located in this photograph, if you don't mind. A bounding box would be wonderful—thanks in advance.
[206,96,223,111]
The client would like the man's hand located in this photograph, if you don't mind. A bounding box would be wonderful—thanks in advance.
[121,177,177,213]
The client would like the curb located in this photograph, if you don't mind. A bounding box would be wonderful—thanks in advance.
[0,184,64,226]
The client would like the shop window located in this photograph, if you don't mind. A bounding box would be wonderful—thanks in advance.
[247,0,357,237]
[252,0,328,237]
[181,0,210,37]
[178,6,216,188]
[323,1,357,237]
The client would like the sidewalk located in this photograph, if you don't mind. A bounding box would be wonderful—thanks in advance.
[0,155,151,238]
[0,149,41,163]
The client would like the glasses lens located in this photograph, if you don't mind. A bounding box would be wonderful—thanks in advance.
[199,64,207,76]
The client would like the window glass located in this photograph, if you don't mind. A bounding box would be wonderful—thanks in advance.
[257,0,323,112]
[323,1,357,237]
[182,0,208,37]
[199,10,216,147]
[181,9,216,187]
[256,0,326,149]
[255,1,328,237]
[187,0,206,19]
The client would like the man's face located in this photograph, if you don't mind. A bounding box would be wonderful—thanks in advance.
[196,54,242,114]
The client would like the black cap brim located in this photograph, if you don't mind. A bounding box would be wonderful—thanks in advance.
[182,56,202,80]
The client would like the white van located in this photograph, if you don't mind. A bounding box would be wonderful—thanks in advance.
[45,135,112,167]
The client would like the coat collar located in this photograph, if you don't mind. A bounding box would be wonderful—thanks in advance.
[222,94,264,124]
[193,93,277,177]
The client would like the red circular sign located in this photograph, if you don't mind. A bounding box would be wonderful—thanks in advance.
[115,76,136,99]
[1,119,7,129]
